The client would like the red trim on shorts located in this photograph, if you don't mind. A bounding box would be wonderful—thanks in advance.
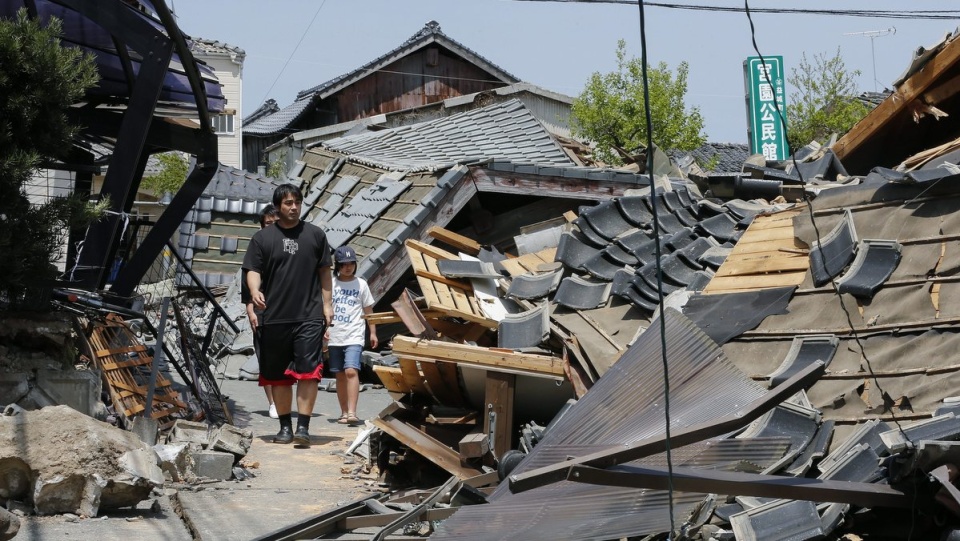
[284,363,323,381]
[259,375,296,387]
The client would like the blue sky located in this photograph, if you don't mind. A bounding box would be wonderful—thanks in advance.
[172,1,957,143]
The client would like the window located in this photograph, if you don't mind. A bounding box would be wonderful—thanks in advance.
[212,113,235,135]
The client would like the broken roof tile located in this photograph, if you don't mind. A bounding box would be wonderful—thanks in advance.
[582,252,626,281]
[730,499,824,541]
[880,414,960,454]
[617,196,655,226]
[818,420,891,474]
[602,242,640,266]
[767,335,840,388]
[582,200,635,240]
[698,213,741,243]
[809,209,858,287]
[437,260,501,279]
[498,303,550,349]
[573,215,611,248]
[835,239,902,299]
[555,231,602,271]
[506,270,563,300]
[553,275,613,309]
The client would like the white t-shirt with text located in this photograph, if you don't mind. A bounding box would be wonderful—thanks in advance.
[328,276,375,346]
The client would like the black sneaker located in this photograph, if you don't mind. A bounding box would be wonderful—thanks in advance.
[273,426,293,444]
[293,426,311,447]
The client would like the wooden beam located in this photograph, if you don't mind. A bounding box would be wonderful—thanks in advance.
[372,413,483,479]
[484,371,515,459]
[427,226,481,255]
[835,34,960,161]
[392,336,566,376]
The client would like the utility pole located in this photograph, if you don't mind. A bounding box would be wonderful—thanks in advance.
[844,27,896,92]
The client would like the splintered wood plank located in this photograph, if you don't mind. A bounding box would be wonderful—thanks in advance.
[427,226,481,255]
[714,254,810,275]
[423,255,472,313]
[372,413,483,479]
[407,239,459,261]
[728,238,809,255]
[398,357,432,396]
[407,247,443,308]
[392,336,565,376]
[704,271,808,292]
[373,365,411,393]
[501,258,532,277]
[702,209,808,294]
[419,359,465,406]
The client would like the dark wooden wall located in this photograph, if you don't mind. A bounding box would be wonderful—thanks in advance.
[330,46,507,123]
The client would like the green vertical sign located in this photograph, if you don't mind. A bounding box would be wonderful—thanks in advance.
[744,56,789,161]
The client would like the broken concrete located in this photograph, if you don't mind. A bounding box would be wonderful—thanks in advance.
[166,419,211,447]
[209,424,253,458]
[0,405,162,516]
[35,368,103,418]
[190,450,234,480]
[0,507,18,541]
[154,443,191,483]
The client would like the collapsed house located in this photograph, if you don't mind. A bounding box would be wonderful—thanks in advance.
[241,29,960,541]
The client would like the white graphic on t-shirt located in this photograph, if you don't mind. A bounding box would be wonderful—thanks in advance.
[283,238,299,255]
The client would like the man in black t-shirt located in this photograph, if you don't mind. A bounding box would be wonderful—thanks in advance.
[243,184,333,446]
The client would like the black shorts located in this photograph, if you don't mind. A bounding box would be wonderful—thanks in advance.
[258,319,326,383]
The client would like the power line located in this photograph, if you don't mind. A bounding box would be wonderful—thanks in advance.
[514,0,960,20]
[259,0,328,105]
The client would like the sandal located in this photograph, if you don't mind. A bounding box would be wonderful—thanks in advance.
[346,412,360,426]
[336,413,350,424]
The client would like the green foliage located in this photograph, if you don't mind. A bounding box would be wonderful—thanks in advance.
[142,152,188,196]
[266,149,288,179]
[787,49,871,150]
[571,40,706,165]
[0,9,99,305]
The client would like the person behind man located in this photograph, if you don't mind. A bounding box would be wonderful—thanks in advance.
[241,204,280,418]
[326,245,377,426]
[243,184,333,446]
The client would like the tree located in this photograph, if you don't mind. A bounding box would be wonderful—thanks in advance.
[787,49,871,150]
[571,40,706,165]
[0,10,99,306]
[142,152,188,196]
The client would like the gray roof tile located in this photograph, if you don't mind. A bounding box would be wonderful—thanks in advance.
[319,100,574,171]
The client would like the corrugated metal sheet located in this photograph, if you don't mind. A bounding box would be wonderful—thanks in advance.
[433,309,771,541]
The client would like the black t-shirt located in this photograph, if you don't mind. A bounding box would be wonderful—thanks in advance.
[242,221,332,325]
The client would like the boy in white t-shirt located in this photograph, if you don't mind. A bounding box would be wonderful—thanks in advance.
[326,246,377,425]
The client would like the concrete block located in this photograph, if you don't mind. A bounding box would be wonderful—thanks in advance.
[189,450,234,481]
[0,374,29,407]
[118,448,164,487]
[154,443,190,482]
[17,386,56,410]
[167,420,211,447]
[33,473,105,516]
[35,369,101,417]
[210,424,252,458]
[131,416,159,446]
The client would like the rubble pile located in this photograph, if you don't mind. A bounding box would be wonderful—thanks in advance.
[0,405,163,517]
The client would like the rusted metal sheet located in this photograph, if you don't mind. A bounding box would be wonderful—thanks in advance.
[566,464,912,509]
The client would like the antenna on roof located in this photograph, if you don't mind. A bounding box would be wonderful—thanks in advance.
[844,27,896,92]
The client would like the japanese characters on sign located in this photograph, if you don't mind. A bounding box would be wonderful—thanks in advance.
[744,56,789,161]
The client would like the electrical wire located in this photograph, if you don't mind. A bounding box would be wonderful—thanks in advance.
[258,0,328,106]
[515,0,960,20]
[743,0,918,536]
[635,0,677,537]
